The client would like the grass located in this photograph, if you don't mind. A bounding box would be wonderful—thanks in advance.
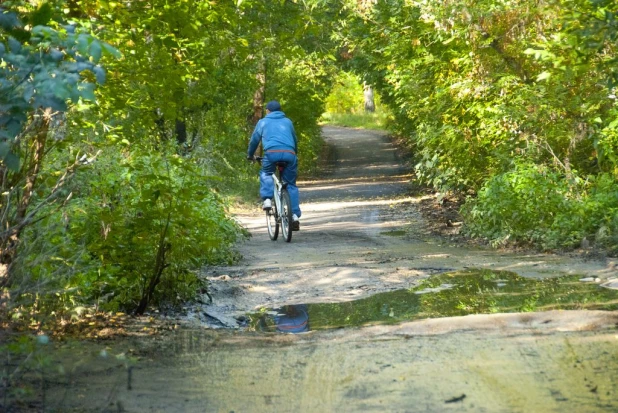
[320,111,391,130]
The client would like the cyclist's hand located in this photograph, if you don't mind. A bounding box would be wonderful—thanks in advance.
[247,155,262,163]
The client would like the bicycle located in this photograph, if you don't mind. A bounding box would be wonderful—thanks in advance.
[249,156,294,242]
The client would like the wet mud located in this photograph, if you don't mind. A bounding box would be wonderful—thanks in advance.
[248,269,618,332]
[19,311,618,412]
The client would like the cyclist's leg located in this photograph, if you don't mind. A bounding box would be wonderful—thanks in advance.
[279,153,301,218]
[260,155,276,201]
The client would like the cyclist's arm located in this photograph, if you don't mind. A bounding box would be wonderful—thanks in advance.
[290,122,298,154]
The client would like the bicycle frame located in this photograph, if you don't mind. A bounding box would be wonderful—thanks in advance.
[271,166,285,219]
[250,156,293,242]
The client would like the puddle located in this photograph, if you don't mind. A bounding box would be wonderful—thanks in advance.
[248,269,618,333]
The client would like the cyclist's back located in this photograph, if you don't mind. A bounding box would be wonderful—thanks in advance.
[247,100,302,228]
[251,111,296,154]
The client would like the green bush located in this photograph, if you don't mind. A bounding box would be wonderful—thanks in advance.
[463,164,618,250]
[13,143,245,314]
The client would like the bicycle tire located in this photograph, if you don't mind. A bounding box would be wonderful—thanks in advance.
[266,201,279,241]
[280,189,293,242]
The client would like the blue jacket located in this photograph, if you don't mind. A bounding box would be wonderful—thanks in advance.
[248,111,297,157]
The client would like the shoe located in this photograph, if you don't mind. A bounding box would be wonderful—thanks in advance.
[292,214,300,231]
[262,199,272,210]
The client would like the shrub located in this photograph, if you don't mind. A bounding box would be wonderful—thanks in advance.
[463,164,618,250]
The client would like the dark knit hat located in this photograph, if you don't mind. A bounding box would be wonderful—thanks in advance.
[266,100,282,112]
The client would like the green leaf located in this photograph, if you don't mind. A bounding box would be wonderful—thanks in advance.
[79,82,96,101]
[93,66,106,84]
[0,142,9,158]
[89,40,102,63]
[102,43,122,59]
[8,37,21,53]
[536,71,551,81]
[30,3,53,26]
[76,34,90,55]
[53,82,70,100]
[3,152,20,171]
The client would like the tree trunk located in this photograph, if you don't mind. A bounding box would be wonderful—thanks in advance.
[364,85,375,113]
[135,212,172,315]
[175,119,187,145]
[251,60,267,126]
[153,109,167,141]
[16,110,50,222]
[0,109,51,286]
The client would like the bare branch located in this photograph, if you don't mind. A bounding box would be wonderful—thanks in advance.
[0,150,101,241]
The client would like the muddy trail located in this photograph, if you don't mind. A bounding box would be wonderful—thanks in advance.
[195,126,617,326]
[10,127,618,412]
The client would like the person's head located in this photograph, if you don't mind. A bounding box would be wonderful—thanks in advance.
[266,100,281,113]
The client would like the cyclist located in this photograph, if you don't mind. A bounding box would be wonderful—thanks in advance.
[247,100,301,230]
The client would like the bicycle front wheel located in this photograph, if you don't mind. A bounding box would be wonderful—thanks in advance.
[266,201,279,241]
[280,190,293,242]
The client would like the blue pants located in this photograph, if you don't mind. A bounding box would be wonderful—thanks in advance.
[260,151,301,218]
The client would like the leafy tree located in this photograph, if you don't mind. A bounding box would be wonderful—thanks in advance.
[325,71,366,114]
[0,3,117,285]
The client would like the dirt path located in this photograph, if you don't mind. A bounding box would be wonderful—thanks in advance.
[192,126,617,327]
[27,126,618,412]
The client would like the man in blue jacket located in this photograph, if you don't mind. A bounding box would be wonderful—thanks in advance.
[247,100,301,229]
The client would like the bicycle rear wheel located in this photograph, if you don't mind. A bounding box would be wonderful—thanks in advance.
[280,190,293,242]
[266,202,279,241]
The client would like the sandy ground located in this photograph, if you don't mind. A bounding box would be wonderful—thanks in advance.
[10,126,618,413]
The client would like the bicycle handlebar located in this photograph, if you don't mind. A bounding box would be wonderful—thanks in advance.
[248,156,287,170]
[247,155,262,164]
